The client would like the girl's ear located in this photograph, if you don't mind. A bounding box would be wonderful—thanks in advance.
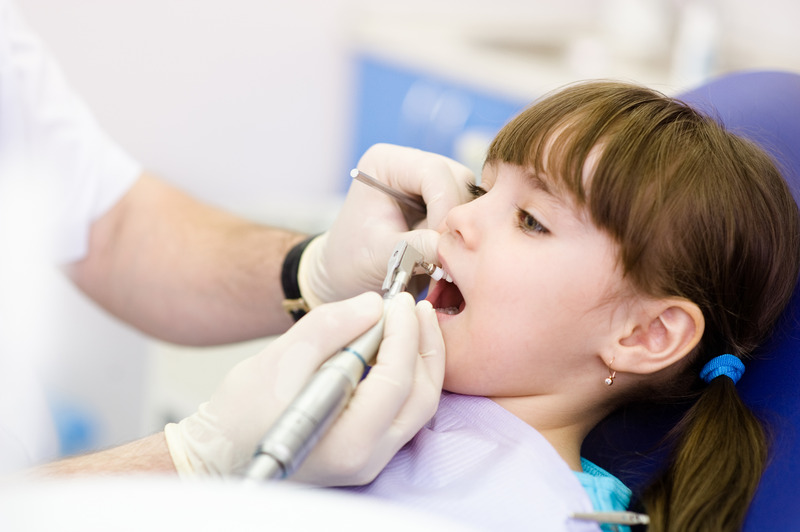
[609,298,705,375]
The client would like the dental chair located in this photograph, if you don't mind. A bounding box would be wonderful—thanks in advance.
[582,70,800,530]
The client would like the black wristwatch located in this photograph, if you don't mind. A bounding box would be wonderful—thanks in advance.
[280,235,317,321]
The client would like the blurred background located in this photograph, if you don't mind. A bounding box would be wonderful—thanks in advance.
[14,0,800,458]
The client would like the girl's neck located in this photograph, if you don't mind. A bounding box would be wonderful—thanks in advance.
[490,394,613,471]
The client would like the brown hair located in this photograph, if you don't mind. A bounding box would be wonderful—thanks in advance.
[486,81,800,531]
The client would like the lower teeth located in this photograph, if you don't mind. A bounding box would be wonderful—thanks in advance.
[436,307,460,315]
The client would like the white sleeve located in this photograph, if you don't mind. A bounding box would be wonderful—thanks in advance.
[0,0,142,263]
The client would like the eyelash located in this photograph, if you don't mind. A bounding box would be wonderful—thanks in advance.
[467,182,486,199]
[466,182,549,235]
[516,207,549,234]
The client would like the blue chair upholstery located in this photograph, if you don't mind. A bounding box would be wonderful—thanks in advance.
[582,71,800,530]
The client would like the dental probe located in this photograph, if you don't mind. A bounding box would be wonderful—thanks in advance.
[245,241,435,482]
[570,511,650,526]
[350,168,427,215]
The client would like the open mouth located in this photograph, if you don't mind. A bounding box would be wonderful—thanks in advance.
[426,278,465,315]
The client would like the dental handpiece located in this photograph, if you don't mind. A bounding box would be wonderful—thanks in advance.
[244,241,437,482]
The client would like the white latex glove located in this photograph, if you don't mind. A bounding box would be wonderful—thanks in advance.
[298,144,474,307]
[165,291,444,486]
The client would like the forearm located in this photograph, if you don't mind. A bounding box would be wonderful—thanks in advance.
[30,433,176,477]
[67,173,306,345]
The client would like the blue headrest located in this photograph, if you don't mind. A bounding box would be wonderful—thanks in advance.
[582,71,800,530]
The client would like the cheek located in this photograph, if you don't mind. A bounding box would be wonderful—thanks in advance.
[441,329,536,395]
[440,282,599,391]
[439,304,524,393]
[441,342,494,392]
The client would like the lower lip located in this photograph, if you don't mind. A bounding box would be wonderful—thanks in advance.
[433,309,459,325]
[426,284,464,320]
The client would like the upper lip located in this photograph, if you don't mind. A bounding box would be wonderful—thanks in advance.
[436,251,455,285]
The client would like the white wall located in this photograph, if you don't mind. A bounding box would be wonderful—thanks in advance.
[17,0,352,214]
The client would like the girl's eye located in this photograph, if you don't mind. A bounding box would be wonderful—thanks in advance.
[467,182,487,199]
[516,207,549,234]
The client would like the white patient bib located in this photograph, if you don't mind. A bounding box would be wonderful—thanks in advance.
[341,392,600,532]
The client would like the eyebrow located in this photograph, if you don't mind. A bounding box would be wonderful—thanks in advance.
[523,169,560,200]
[521,167,588,222]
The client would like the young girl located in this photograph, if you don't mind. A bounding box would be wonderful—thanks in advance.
[342,81,800,532]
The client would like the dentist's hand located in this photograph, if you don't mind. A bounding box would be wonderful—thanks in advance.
[298,144,474,307]
[164,292,445,486]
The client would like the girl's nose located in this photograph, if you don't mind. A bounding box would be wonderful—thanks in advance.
[445,198,481,249]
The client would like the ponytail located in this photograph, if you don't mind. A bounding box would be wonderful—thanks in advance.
[642,374,767,531]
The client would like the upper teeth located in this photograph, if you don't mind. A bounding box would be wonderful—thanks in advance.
[430,266,453,283]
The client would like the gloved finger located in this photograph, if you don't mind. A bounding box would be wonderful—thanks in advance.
[268,291,384,374]
[357,144,474,231]
[203,291,385,422]
[415,160,475,232]
[385,299,444,436]
[336,291,419,441]
[414,299,445,385]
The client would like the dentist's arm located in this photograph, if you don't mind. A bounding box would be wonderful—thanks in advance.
[66,172,305,345]
[28,433,175,476]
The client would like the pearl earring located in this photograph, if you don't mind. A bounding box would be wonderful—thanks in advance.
[605,359,616,386]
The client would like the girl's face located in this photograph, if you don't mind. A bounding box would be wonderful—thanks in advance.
[426,161,630,399]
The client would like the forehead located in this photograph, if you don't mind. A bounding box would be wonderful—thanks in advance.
[482,156,596,224]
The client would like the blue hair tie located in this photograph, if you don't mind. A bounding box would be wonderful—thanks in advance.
[700,354,745,385]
